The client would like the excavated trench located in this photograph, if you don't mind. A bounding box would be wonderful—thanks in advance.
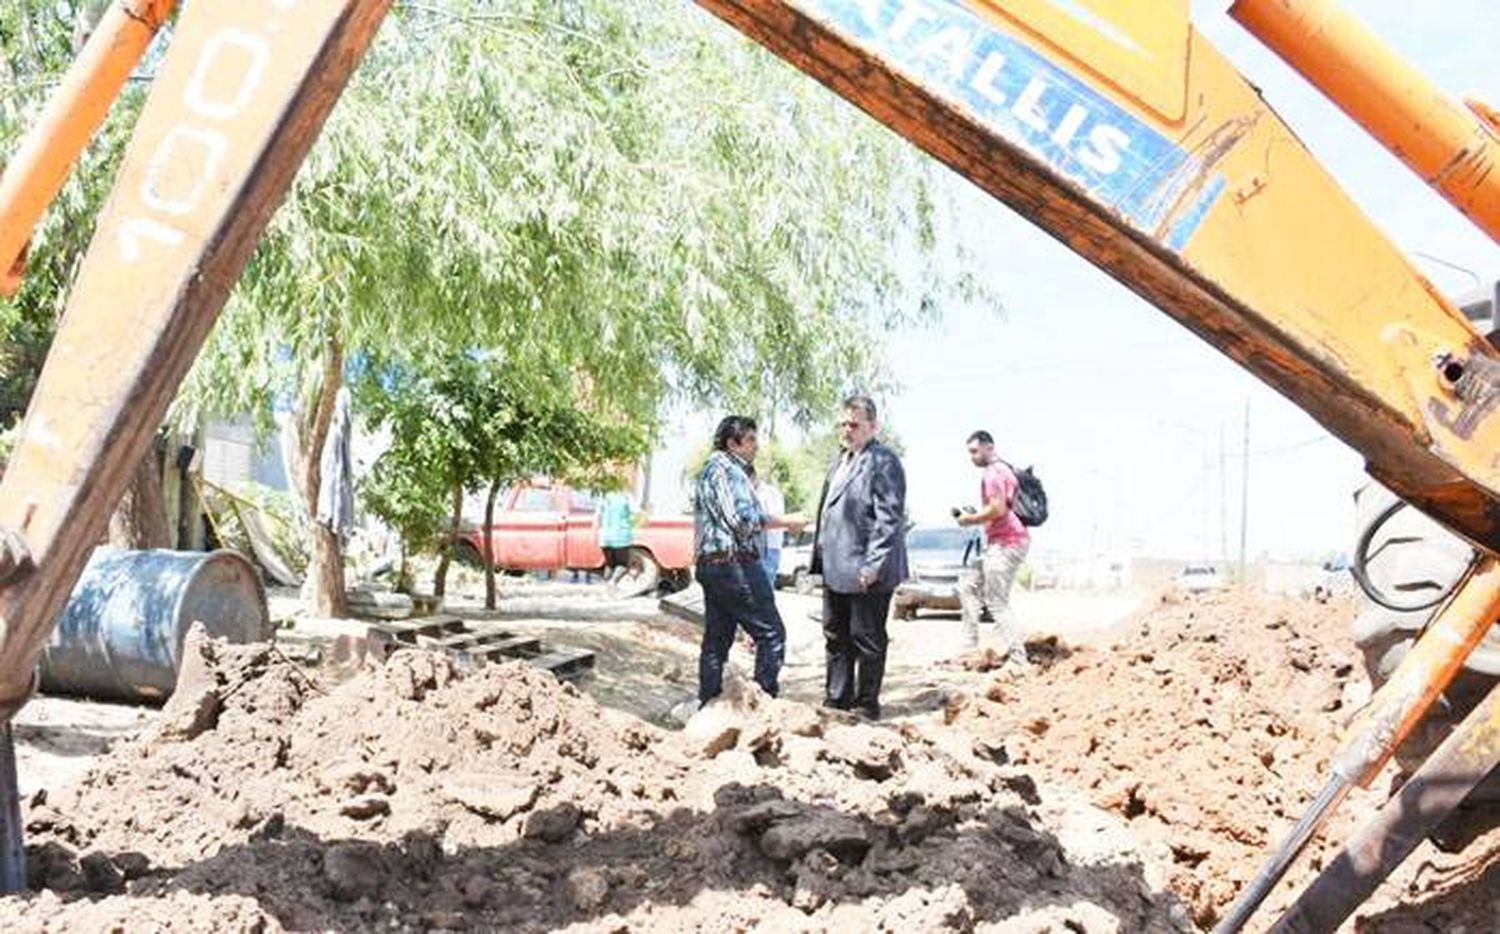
[0,585,1493,931]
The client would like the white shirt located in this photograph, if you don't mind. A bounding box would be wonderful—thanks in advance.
[757,482,786,550]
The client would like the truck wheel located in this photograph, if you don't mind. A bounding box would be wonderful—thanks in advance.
[793,568,815,595]
[659,569,691,594]
[626,547,661,592]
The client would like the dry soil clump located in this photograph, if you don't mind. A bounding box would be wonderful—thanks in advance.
[946,590,1499,931]
[2,627,1190,932]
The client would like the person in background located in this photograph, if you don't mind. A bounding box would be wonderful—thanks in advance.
[755,474,786,590]
[596,488,636,583]
[955,429,1031,669]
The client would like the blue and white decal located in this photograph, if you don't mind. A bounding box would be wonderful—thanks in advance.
[1166,176,1227,251]
[801,0,1218,244]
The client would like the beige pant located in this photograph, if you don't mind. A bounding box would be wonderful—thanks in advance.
[958,541,1029,659]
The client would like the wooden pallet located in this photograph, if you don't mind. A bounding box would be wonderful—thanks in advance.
[658,583,705,625]
[365,615,594,679]
[528,647,597,679]
[366,614,468,646]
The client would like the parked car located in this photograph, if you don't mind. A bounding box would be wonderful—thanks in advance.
[776,530,817,593]
[1313,554,1353,603]
[1176,563,1225,593]
[454,480,693,590]
[893,525,983,620]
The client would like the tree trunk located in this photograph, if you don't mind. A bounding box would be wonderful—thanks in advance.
[483,477,501,610]
[396,541,411,595]
[108,446,171,549]
[160,433,183,549]
[179,425,207,550]
[432,480,463,598]
[298,337,347,618]
[307,523,345,617]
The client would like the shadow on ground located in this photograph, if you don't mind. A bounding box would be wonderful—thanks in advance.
[20,778,1186,932]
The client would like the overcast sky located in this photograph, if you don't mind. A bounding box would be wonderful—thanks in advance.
[658,2,1500,562]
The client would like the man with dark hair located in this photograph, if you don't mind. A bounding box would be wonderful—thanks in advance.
[692,415,806,704]
[956,428,1031,668]
[810,395,908,720]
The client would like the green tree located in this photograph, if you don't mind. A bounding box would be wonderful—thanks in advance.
[360,351,646,605]
[0,1,178,549]
[8,0,977,615]
[358,366,476,597]
[0,1,137,426]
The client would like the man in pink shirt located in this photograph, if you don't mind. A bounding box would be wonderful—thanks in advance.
[955,430,1031,667]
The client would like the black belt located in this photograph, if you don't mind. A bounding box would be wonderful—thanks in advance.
[696,551,757,567]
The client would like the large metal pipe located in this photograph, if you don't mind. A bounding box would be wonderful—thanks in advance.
[1231,0,1500,246]
[0,0,177,296]
[40,549,269,703]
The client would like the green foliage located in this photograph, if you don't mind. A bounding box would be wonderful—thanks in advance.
[777,433,834,514]
[0,421,17,464]
[0,2,144,427]
[0,0,979,560]
[201,480,310,575]
[361,442,452,561]
[359,352,646,555]
[755,446,800,509]
[177,0,975,438]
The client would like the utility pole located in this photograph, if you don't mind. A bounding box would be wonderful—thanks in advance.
[1220,425,1229,564]
[1239,401,1250,581]
[1202,446,1211,561]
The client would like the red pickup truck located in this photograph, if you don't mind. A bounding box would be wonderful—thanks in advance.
[455,481,694,589]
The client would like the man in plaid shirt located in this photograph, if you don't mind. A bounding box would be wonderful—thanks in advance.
[693,415,806,705]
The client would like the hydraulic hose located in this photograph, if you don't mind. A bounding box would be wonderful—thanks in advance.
[1350,499,1472,613]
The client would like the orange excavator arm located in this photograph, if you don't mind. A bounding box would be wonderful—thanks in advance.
[0,0,392,889]
[0,0,1495,925]
[699,0,1500,544]
[0,0,391,718]
[682,10,1500,927]
[0,0,178,296]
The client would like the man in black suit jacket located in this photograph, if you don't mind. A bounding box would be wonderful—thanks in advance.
[810,395,908,720]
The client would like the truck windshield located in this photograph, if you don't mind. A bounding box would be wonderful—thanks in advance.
[515,487,555,512]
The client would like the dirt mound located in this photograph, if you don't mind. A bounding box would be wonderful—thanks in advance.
[944,589,1500,930]
[3,626,1190,932]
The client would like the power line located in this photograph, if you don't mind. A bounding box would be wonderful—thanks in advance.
[1248,434,1331,458]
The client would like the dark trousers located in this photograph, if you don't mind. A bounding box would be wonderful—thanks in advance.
[696,562,786,703]
[822,589,893,716]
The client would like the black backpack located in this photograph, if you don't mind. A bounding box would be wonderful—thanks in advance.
[1000,459,1048,527]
